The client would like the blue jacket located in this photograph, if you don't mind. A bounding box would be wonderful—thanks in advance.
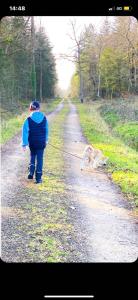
[22,111,48,147]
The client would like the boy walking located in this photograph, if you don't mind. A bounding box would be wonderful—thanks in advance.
[22,100,48,184]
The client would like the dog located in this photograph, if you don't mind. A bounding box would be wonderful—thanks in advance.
[81,145,108,171]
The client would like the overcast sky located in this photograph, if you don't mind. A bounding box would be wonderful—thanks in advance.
[34,16,109,91]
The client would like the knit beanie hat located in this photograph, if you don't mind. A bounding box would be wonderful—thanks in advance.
[30,100,40,110]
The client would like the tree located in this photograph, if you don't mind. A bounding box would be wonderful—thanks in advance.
[35,27,57,100]
[0,16,57,112]
[111,16,138,93]
[31,16,36,99]
[0,16,32,106]
[70,73,79,98]
[69,16,138,100]
[60,19,86,103]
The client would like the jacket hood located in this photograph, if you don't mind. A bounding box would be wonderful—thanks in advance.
[30,111,45,123]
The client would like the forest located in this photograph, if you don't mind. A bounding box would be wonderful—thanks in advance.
[0,16,57,111]
[69,16,138,101]
[0,16,138,263]
[0,16,138,108]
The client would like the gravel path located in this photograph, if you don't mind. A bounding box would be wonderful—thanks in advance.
[64,101,138,262]
[0,101,64,261]
[1,100,138,262]
[1,101,64,207]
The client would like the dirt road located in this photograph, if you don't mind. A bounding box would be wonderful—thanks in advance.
[1,101,64,207]
[0,101,64,261]
[64,101,138,262]
[1,100,138,262]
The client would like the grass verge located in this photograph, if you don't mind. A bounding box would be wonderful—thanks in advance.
[75,100,138,210]
[99,98,138,151]
[0,99,61,145]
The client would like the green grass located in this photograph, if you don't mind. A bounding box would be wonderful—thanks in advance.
[75,100,138,209]
[43,98,62,114]
[99,98,138,151]
[38,104,68,194]
[0,112,28,144]
[114,122,138,150]
[99,97,138,122]
[0,99,61,145]
[101,111,120,127]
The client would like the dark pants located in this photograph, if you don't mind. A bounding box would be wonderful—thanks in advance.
[29,148,45,181]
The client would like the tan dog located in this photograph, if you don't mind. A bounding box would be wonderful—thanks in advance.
[81,145,108,170]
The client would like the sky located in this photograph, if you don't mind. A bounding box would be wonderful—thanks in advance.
[34,16,108,91]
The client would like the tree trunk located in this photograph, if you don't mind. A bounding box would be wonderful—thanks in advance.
[31,16,36,99]
[78,48,83,103]
[40,49,42,102]
[134,61,137,89]
[97,72,101,97]
[111,88,113,100]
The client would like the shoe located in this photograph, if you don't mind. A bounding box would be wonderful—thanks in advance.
[35,171,42,184]
[35,180,42,184]
[28,174,33,179]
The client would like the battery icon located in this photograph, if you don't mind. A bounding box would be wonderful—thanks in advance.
[124,6,130,10]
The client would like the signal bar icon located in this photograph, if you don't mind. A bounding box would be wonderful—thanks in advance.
[108,6,132,12]
[108,7,115,11]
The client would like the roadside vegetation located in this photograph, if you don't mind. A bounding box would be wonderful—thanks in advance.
[0,99,61,145]
[75,98,138,210]
[99,97,138,151]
